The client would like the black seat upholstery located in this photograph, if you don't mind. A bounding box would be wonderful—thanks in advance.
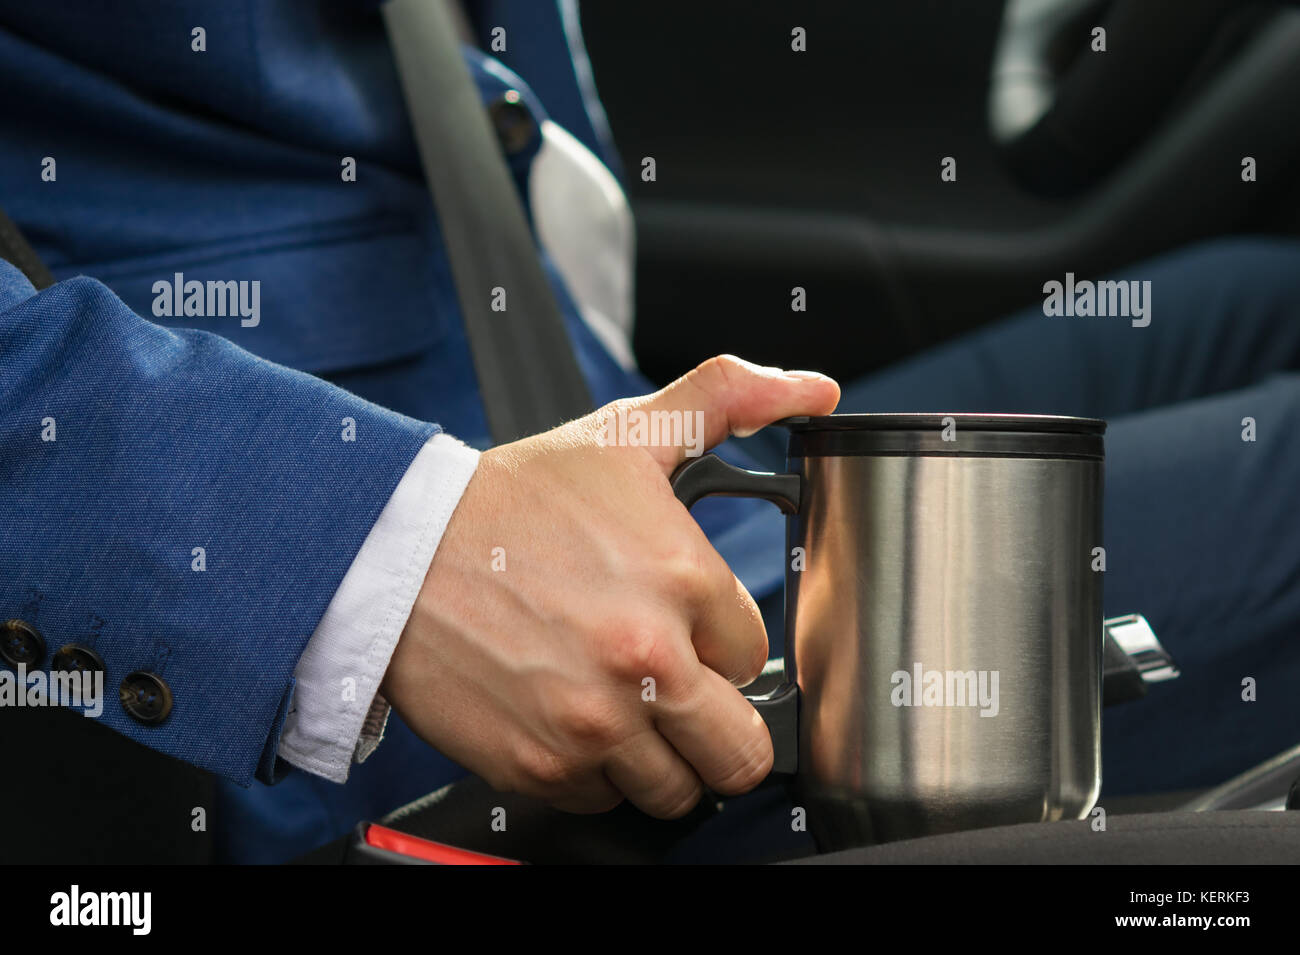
[311,772,1300,865]
[787,811,1300,865]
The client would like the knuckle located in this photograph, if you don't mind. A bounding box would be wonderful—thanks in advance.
[606,621,681,684]
[552,694,621,749]
[654,778,705,820]
[663,542,714,608]
[479,762,519,795]
[733,604,770,686]
[580,792,626,815]
[698,353,746,388]
[589,397,632,438]
[736,639,769,688]
[707,724,774,796]
[515,742,582,793]
[706,589,769,688]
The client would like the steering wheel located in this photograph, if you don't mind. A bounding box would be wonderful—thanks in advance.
[988,0,1257,196]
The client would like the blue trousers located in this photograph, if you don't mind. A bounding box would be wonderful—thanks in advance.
[744,236,1300,797]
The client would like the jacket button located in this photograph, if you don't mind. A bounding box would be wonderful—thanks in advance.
[52,643,107,676]
[1,619,46,669]
[489,89,536,155]
[120,671,173,725]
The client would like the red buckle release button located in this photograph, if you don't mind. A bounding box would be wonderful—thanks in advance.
[364,824,522,865]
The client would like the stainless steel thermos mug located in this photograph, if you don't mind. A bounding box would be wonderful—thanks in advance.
[672,413,1106,847]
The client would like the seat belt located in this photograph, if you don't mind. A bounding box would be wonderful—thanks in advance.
[381,0,594,445]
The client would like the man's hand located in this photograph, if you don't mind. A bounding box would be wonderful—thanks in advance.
[381,355,839,817]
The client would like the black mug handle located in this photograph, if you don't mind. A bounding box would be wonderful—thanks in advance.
[670,453,801,774]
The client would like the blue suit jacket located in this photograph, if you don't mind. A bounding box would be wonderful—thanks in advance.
[0,0,784,862]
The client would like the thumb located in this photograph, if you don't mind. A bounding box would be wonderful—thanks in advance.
[619,355,840,474]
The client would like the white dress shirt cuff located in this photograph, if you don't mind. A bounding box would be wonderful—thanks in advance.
[276,431,481,783]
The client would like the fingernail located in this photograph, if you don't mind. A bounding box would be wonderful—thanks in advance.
[783,369,828,380]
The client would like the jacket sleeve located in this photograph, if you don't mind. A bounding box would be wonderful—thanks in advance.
[0,260,439,786]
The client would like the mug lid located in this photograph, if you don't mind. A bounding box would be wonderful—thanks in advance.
[780,413,1105,460]
[780,413,1106,434]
